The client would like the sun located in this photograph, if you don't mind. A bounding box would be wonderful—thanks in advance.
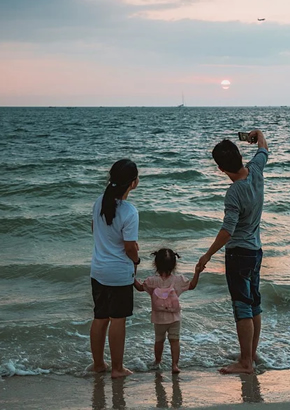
[221,79,231,90]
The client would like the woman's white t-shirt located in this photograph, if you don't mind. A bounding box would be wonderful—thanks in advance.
[90,195,139,286]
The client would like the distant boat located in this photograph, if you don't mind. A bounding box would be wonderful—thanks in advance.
[177,93,185,108]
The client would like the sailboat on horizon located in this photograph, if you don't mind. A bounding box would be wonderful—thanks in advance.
[177,92,185,107]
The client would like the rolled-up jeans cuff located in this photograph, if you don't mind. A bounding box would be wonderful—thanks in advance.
[232,300,262,322]
[252,305,262,317]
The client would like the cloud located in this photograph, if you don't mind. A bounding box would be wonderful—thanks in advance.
[122,0,290,24]
[1,0,290,67]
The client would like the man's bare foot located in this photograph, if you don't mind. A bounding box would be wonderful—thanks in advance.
[111,367,133,379]
[219,362,254,374]
[172,365,180,374]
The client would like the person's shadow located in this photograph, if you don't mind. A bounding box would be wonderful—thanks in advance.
[154,372,183,408]
[92,374,126,409]
[239,373,264,403]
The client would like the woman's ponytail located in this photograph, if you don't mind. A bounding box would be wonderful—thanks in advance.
[100,159,138,225]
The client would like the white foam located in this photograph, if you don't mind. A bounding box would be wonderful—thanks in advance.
[71,319,91,325]
[0,360,50,377]
[66,330,89,339]
[129,357,148,372]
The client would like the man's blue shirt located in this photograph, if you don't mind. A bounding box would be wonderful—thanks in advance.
[222,148,268,250]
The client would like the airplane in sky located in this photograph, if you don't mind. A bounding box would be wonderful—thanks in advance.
[257,18,266,21]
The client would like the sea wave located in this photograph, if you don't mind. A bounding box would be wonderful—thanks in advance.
[265,201,290,213]
[0,180,100,198]
[261,281,290,308]
[139,210,220,233]
[0,214,91,238]
[266,160,290,169]
[0,264,89,282]
[142,169,204,182]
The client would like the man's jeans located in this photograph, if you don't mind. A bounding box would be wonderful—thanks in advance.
[225,247,263,322]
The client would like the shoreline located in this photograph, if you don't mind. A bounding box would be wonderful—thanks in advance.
[1,368,290,409]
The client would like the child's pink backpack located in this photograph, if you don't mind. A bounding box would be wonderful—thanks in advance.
[152,277,180,313]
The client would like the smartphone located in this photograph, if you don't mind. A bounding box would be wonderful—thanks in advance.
[238,132,249,141]
[238,132,257,143]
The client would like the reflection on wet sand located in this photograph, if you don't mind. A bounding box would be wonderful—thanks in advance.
[92,374,106,409]
[154,372,183,408]
[240,374,264,403]
[90,369,290,409]
[112,378,126,409]
[92,374,126,409]
[92,371,183,409]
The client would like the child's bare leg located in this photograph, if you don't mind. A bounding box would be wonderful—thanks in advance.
[154,340,164,364]
[169,339,180,373]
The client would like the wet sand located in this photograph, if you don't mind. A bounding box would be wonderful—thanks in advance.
[1,368,290,409]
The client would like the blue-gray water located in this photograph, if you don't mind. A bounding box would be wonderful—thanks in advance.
[0,106,289,377]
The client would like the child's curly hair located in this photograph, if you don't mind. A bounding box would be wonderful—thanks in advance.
[151,248,181,277]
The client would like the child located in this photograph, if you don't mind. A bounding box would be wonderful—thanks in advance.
[134,248,200,373]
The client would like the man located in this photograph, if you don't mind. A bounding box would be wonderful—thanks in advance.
[197,129,268,374]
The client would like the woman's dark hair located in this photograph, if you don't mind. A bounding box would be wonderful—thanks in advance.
[212,139,243,173]
[151,248,181,277]
[101,159,138,225]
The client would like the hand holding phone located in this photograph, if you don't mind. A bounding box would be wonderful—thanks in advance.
[238,132,257,143]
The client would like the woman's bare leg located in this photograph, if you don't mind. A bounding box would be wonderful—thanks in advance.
[109,317,132,378]
[90,318,110,372]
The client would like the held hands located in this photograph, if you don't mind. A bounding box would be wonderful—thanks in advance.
[134,278,144,292]
[189,263,202,290]
[196,253,211,273]
[190,253,211,290]
[194,264,202,275]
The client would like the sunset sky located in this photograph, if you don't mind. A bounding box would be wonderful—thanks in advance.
[1,0,290,106]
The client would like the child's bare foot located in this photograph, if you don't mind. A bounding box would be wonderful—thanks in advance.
[172,365,180,374]
[111,367,133,379]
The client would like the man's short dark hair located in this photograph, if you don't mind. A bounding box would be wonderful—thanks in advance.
[212,139,243,173]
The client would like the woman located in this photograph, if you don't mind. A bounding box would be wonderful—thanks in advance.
[90,159,139,378]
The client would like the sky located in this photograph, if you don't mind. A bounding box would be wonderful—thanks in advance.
[1,0,290,106]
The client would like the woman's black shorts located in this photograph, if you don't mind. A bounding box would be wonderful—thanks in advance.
[91,278,133,319]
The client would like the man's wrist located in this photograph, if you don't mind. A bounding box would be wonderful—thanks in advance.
[205,251,212,260]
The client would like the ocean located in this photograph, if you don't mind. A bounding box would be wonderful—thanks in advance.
[0,106,289,378]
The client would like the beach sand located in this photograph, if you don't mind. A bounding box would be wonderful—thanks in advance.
[1,368,290,409]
